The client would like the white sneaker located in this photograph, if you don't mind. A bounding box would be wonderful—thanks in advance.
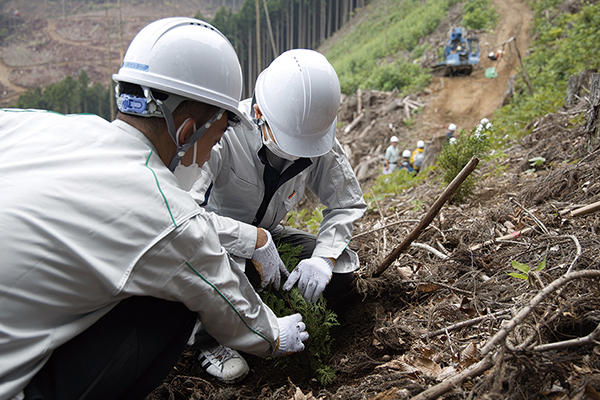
[198,345,249,382]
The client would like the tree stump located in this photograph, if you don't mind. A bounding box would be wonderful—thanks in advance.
[585,73,600,141]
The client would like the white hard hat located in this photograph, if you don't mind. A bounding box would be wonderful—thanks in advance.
[255,49,341,158]
[417,140,425,148]
[448,123,457,131]
[390,136,399,143]
[113,17,250,128]
[402,149,411,158]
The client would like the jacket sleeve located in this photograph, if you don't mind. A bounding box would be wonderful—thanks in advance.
[122,212,279,357]
[307,139,366,259]
[202,211,257,259]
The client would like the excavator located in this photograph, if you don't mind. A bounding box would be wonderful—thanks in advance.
[432,27,480,76]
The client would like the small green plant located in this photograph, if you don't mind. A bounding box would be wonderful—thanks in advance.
[508,259,546,282]
[437,129,491,202]
[462,0,499,30]
[526,156,546,173]
[260,243,340,385]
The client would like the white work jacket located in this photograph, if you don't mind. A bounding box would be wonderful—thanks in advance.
[0,110,279,400]
[192,99,366,273]
[385,145,400,164]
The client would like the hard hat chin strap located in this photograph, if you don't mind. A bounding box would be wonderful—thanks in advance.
[144,87,224,171]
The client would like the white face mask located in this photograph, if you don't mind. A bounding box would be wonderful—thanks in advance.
[173,119,202,191]
[260,120,299,161]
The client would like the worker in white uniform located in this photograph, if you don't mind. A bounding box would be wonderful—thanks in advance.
[384,135,401,173]
[0,18,308,400]
[190,49,367,382]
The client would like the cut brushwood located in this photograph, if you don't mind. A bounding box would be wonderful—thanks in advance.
[373,157,479,277]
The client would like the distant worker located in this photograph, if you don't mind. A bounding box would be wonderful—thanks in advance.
[488,49,502,61]
[384,135,400,173]
[399,149,415,173]
[410,140,425,172]
[446,123,457,139]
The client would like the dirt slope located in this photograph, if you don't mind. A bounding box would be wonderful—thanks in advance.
[417,0,533,139]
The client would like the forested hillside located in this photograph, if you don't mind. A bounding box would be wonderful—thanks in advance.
[208,0,367,95]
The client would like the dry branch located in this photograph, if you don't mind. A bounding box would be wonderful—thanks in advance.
[352,219,420,240]
[470,200,600,251]
[373,157,479,277]
[411,270,600,400]
[480,269,600,355]
[470,226,536,251]
[510,197,549,234]
[410,354,495,400]
[343,112,364,134]
[533,321,600,351]
[410,242,449,260]
[570,200,600,217]
[423,309,512,339]
[560,234,582,273]
[358,120,377,139]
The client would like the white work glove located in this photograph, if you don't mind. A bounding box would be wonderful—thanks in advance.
[282,256,334,303]
[251,230,289,289]
[273,313,309,357]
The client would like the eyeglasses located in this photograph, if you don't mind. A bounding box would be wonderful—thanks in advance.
[226,111,241,129]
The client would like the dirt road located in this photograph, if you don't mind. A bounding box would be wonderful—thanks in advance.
[417,0,533,138]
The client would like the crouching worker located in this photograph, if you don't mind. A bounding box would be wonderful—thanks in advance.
[189,49,367,382]
[0,18,307,400]
[400,149,416,173]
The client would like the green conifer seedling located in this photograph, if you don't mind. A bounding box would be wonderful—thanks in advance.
[259,243,340,385]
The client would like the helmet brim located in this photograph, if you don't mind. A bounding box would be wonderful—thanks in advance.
[113,72,253,129]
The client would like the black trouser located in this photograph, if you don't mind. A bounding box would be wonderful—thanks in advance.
[24,296,196,400]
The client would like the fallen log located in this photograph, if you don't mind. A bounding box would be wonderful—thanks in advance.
[343,112,364,134]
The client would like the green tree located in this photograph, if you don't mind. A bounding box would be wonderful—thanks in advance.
[14,71,112,120]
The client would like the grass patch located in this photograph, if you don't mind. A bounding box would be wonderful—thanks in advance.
[364,167,428,210]
[462,0,499,30]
